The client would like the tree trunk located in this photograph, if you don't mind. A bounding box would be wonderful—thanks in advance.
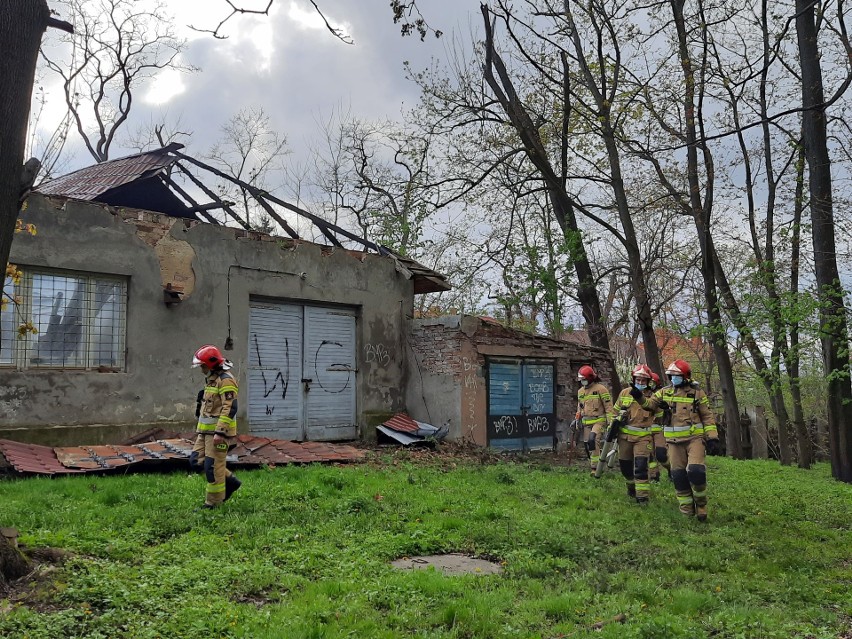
[480,6,621,389]
[670,0,743,457]
[796,0,852,482]
[788,142,811,468]
[0,0,50,299]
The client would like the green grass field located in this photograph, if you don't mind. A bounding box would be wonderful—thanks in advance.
[0,451,850,638]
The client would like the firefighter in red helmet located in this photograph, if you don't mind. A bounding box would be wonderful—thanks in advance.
[615,364,658,504]
[636,359,719,521]
[575,364,613,475]
[646,371,670,482]
[191,344,241,509]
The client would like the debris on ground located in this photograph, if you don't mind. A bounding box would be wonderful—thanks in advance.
[376,413,449,447]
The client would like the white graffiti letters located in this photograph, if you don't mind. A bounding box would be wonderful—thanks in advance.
[493,415,518,436]
[364,343,390,366]
[527,415,551,434]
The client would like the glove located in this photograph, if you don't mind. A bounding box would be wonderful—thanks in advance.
[629,386,644,402]
[705,438,721,456]
[656,400,669,411]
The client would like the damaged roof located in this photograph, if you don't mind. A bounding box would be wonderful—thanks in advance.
[37,143,182,202]
[32,145,452,294]
[0,433,367,476]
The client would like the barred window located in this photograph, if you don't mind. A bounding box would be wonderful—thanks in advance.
[0,268,127,370]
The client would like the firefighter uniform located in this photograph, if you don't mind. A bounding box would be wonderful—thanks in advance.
[648,426,669,482]
[577,382,613,472]
[612,386,660,503]
[642,384,718,519]
[191,368,240,508]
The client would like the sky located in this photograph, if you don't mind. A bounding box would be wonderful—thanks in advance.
[36,0,482,179]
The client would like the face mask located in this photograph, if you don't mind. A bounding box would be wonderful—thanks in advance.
[670,375,683,386]
[580,379,589,387]
[634,383,647,391]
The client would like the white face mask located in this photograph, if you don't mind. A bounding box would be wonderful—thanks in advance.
[580,379,589,387]
[670,375,683,386]
[634,383,647,391]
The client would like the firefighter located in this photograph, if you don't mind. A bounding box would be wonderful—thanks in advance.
[647,372,670,482]
[576,365,613,475]
[191,344,241,509]
[614,364,656,504]
[637,359,720,521]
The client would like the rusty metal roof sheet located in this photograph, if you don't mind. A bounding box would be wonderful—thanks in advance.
[0,440,85,475]
[36,144,182,201]
[0,435,367,476]
[383,413,420,433]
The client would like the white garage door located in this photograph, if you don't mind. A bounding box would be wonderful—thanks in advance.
[248,302,356,441]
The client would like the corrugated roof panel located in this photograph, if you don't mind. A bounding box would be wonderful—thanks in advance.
[383,413,420,433]
[0,437,366,476]
[0,440,84,475]
[36,146,180,201]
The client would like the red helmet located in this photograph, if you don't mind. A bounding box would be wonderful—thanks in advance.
[649,372,661,388]
[578,365,597,381]
[631,364,652,380]
[193,344,226,369]
[665,359,692,377]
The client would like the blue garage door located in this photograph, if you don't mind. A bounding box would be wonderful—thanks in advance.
[487,358,556,451]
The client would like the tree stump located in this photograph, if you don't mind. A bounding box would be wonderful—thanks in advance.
[0,530,30,583]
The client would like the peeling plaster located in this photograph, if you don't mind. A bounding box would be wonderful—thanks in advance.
[130,218,196,297]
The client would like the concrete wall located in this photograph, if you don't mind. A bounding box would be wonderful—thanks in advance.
[408,315,615,447]
[1,194,414,444]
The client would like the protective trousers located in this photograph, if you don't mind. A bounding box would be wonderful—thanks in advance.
[649,431,669,481]
[583,423,605,472]
[667,438,707,518]
[191,433,232,507]
[617,434,653,501]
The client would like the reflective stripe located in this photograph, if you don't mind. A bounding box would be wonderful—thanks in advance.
[664,424,706,438]
[677,495,693,505]
[197,422,217,432]
[198,416,218,425]
[622,426,652,436]
[204,385,218,393]
[582,416,606,425]
[218,416,236,426]
[635,481,650,492]
[206,482,226,494]
[219,385,238,394]
[692,489,706,498]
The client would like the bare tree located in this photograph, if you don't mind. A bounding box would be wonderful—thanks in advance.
[41,0,194,163]
[203,107,289,232]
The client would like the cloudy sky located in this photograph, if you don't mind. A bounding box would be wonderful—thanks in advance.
[38,0,482,176]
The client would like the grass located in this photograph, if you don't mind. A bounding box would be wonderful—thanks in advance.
[0,451,850,638]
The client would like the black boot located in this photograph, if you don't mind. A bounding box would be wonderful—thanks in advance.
[627,484,636,499]
[224,475,242,502]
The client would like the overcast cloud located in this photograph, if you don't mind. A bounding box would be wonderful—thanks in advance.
[38,0,481,178]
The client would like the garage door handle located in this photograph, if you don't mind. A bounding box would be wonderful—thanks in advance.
[302,378,313,393]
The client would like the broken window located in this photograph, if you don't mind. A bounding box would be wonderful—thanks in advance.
[0,269,127,370]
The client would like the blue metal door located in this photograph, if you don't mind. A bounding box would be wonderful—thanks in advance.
[487,358,556,451]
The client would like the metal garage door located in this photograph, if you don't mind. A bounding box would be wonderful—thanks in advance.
[248,302,356,441]
[487,358,556,451]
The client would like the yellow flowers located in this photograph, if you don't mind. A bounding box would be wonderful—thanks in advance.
[14,219,37,235]
[5,263,22,285]
[17,322,38,338]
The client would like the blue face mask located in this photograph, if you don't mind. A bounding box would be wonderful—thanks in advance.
[670,375,683,386]
[634,383,647,391]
